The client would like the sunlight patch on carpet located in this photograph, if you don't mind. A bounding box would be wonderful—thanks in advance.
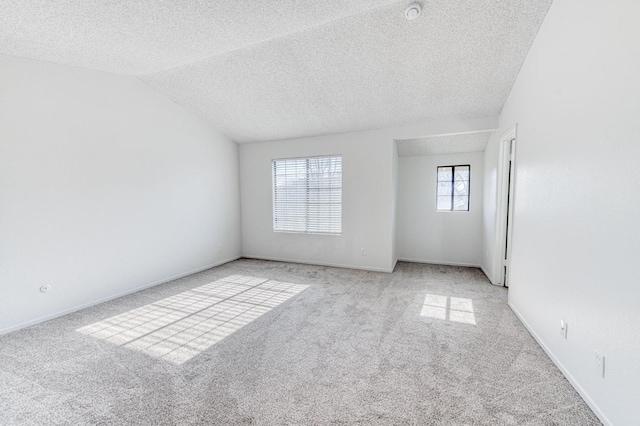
[76,275,308,364]
[420,294,476,325]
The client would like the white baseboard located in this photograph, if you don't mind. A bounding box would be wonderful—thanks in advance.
[397,257,481,268]
[391,258,398,272]
[508,302,611,426]
[0,256,241,336]
[241,255,394,273]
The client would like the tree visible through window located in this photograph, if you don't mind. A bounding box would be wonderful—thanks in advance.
[436,165,470,211]
[272,156,342,234]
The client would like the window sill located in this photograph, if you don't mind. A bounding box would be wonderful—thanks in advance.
[273,230,342,236]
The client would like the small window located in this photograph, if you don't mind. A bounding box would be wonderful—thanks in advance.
[436,165,470,211]
[272,155,342,234]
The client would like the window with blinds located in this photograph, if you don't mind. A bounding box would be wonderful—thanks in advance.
[272,155,342,234]
[436,165,470,211]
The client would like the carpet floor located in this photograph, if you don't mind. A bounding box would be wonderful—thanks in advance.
[0,259,600,425]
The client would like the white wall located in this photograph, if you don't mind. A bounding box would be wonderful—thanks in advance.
[397,152,484,267]
[240,131,395,272]
[0,55,241,334]
[483,1,640,424]
[239,118,497,273]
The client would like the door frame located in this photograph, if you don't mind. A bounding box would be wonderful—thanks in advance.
[494,125,517,287]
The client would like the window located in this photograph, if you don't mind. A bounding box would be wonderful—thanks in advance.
[272,155,342,234]
[436,165,470,211]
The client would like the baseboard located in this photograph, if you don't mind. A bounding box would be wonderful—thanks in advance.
[391,258,398,272]
[241,255,394,273]
[397,257,481,268]
[508,302,612,426]
[0,255,241,336]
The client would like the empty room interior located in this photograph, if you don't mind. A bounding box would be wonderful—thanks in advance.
[1,1,638,425]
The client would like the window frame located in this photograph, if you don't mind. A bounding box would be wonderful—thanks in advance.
[272,154,342,235]
[436,164,471,212]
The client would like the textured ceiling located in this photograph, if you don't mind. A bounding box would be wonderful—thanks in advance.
[1,0,552,143]
[396,131,493,156]
[0,0,400,74]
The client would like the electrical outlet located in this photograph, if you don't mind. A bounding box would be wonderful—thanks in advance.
[594,351,605,378]
[360,248,367,256]
[560,320,568,339]
[39,285,52,293]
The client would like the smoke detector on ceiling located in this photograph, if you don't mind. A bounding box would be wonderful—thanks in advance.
[405,3,422,20]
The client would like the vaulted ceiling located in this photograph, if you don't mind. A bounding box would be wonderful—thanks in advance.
[1,0,552,143]
[397,131,492,156]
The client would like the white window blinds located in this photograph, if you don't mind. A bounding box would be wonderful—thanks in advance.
[272,156,342,234]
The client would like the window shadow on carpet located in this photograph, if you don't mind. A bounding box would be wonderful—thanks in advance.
[420,293,476,325]
[77,275,308,365]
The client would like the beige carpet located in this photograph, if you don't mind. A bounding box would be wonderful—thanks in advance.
[0,259,600,425]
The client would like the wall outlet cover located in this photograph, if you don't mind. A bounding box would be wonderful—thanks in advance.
[560,319,568,339]
[594,350,605,378]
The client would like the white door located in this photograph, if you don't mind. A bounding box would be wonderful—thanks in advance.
[502,137,516,287]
